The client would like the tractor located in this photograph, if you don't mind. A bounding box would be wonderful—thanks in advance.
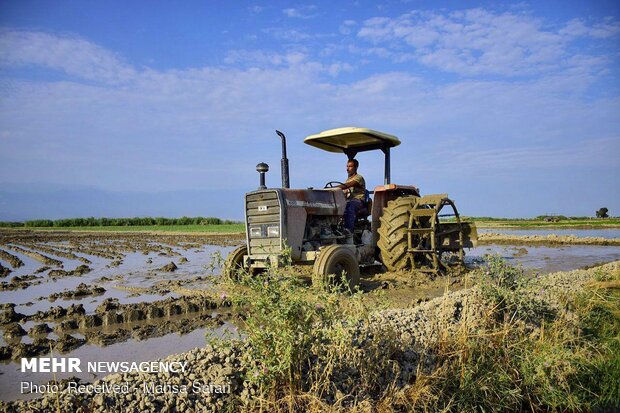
[224,127,477,288]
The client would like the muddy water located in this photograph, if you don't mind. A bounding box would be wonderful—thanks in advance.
[0,235,240,402]
[477,228,620,239]
[466,244,620,274]
[0,322,239,401]
[2,244,235,316]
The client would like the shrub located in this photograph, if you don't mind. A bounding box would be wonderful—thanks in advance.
[408,257,620,412]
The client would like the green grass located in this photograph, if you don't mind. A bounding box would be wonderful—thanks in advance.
[1,224,245,233]
[471,218,620,228]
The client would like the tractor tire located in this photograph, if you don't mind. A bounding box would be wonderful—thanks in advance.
[313,245,360,291]
[223,245,248,280]
[377,196,420,271]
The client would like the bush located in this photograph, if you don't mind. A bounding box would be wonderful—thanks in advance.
[0,221,24,227]
[217,263,402,409]
[7,216,241,227]
[410,257,620,412]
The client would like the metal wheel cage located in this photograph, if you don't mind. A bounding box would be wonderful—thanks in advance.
[406,197,465,272]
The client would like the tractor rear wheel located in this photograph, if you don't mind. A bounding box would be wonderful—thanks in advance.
[223,245,248,279]
[313,245,360,291]
[377,196,420,271]
[378,194,476,273]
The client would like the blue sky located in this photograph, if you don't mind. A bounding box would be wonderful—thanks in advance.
[0,0,619,219]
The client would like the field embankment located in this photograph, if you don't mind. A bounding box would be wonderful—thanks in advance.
[473,217,620,229]
[478,232,620,246]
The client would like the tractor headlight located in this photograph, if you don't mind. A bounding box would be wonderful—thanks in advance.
[250,226,262,237]
[267,225,280,237]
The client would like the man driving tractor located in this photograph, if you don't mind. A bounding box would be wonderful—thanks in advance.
[224,126,477,281]
[336,159,366,232]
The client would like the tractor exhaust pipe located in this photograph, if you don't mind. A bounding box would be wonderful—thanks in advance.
[275,130,290,188]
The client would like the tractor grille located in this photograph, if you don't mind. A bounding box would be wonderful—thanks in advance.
[245,191,282,255]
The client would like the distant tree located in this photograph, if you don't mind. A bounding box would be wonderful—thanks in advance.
[596,208,609,218]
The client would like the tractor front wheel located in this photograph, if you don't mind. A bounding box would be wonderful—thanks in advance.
[313,245,360,291]
[223,245,248,280]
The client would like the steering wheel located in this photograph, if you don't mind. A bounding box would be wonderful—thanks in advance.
[324,181,348,189]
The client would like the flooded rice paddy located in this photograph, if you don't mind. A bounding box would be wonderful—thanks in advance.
[0,229,618,401]
[467,244,620,274]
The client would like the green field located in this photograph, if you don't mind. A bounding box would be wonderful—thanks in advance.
[1,224,246,233]
[471,218,620,228]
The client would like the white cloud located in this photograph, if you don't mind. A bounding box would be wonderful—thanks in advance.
[0,27,618,213]
[224,49,308,67]
[282,5,317,19]
[326,62,353,76]
[0,29,136,84]
[356,9,620,77]
[560,17,620,39]
[264,27,313,42]
[339,20,357,35]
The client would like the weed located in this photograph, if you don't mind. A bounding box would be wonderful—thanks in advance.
[401,257,620,412]
[475,254,555,326]
[205,250,225,274]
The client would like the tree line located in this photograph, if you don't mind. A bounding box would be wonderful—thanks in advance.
[0,217,242,228]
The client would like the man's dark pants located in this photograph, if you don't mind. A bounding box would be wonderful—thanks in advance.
[344,199,363,231]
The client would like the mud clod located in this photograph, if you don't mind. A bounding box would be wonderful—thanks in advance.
[30,305,68,321]
[158,261,178,272]
[0,249,24,268]
[0,306,25,324]
[122,309,146,323]
[146,307,164,318]
[79,314,103,329]
[55,319,79,333]
[28,323,52,336]
[47,283,105,301]
[0,346,11,360]
[55,334,86,353]
[10,338,53,360]
[96,298,120,314]
[1,275,42,291]
[3,323,26,340]
[48,264,92,278]
[0,263,11,278]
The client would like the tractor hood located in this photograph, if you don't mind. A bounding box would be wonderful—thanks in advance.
[304,127,400,154]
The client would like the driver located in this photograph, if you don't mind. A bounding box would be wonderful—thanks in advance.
[337,159,366,232]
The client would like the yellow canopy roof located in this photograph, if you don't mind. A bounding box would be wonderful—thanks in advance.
[304,127,401,154]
